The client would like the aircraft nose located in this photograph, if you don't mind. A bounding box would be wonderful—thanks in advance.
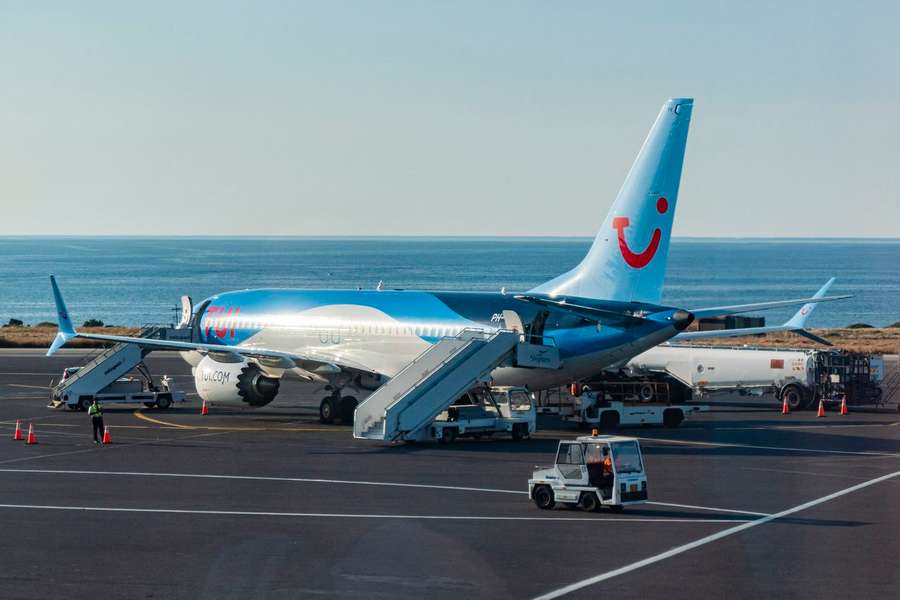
[671,310,694,331]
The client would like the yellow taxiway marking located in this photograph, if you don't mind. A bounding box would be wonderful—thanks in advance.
[132,410,192,429]
[131,409,346,433]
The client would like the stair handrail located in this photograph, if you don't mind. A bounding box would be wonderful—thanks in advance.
[384,328,507,406]
[54,326,158,392]
[386,329,518,436]
[354,328,517,439]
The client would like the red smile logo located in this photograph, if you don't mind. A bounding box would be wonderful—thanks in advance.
[613,197,668,269]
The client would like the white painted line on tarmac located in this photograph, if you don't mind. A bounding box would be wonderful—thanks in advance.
[0,468,525,495]
[639,436,900,458]
[737,465,880,481]
[715,422,900,431]
[645,501,770,517]
[0,372,60,376]
[6,384,49,390]
[0,504,750,523]
[0,431,233,465]
[533,467,900,599]
[0,468,773,517]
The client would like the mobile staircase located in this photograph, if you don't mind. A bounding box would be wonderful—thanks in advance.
[49,326,161,410]
[353,329,556,442]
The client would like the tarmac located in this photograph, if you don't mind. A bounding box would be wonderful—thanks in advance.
[1,348,899,599]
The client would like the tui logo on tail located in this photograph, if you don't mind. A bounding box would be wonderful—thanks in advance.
[612,197,669,269]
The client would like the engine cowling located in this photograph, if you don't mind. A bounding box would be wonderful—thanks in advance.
[194,356,281,407]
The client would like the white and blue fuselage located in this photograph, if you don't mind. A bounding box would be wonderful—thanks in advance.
[190,288,689,389]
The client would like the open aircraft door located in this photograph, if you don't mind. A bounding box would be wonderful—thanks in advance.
[501,310,525,333]
[177,295,193,329]
[503,309,561,369]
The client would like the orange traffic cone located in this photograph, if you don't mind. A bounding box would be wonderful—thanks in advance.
[782,398,790,415]
[816,399,826,418]
[102,426,111,444]
[26,423,37,445]
[840,395,848,415]
[13,420,23,441]
[201,399,209,416]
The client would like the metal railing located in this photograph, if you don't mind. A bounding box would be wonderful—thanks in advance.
[53,325,161,392]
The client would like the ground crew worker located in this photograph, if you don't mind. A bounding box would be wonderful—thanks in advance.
[88,398,104,445]
[601,447,613,476]
[600,446,614,498]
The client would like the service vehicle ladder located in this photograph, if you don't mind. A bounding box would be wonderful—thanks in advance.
[50,327,159,407]
[353,330,521,441]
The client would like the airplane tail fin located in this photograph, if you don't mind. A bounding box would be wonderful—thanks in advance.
[47,275,77,356]
[530,97,693,303]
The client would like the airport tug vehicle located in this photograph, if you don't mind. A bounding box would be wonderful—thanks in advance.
[50,366,185,411]
[429,386,536,443]
[529,435,648,512]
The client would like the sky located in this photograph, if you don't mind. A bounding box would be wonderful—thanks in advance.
[1,1,898,237]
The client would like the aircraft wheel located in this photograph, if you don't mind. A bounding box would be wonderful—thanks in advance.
[319,397,337,424]
[156,394,172,409]
[338,396,358,423]
[532,485,555,510]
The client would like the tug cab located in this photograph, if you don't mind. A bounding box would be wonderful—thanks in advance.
[528,435,648,511]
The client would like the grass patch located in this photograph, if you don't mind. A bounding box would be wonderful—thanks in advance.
[0,326,139,348]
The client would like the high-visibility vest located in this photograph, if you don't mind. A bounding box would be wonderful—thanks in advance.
[89,403,103,417]
[602,456,612,475]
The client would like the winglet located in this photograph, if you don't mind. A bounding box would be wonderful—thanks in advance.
[784,277,834,329]
[47,275,77,356]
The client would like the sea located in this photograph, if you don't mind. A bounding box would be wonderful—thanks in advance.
[0,237,898,329]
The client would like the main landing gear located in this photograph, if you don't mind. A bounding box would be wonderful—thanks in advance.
[319,392,358,425]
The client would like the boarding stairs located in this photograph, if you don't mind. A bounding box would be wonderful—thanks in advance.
[49,326,160,408]
[353,329,522,441]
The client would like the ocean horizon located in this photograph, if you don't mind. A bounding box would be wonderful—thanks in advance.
[2,236,898,328]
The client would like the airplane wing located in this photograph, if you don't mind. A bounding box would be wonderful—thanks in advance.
[676,278,841,345]
[46,276,379,379]
[687,293,850,319]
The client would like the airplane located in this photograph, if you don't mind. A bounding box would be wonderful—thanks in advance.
[46,97,849,424]
[672,277,837,345]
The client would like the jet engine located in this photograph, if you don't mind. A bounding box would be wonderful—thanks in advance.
[194,356,281,407]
